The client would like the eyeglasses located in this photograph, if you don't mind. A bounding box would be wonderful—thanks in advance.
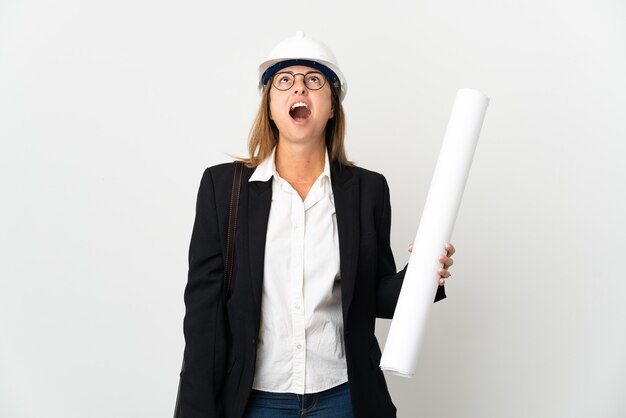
[272,71,327,91]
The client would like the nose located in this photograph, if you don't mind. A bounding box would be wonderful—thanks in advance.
[292,74,308,95]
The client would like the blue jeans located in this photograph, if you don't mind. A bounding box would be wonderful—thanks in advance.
[243,382,354,418]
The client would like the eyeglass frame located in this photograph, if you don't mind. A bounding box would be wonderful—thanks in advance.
[271,70,329,91]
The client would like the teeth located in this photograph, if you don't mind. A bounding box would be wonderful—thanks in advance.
[290,102,309,111]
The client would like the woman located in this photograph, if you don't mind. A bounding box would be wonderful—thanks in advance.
[175,31,455,418]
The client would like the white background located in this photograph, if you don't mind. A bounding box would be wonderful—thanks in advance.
[1,0,625,417]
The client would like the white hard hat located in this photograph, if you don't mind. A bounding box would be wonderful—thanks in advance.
[258,31,348,102]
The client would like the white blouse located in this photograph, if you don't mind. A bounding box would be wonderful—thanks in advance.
[249,148,348,394]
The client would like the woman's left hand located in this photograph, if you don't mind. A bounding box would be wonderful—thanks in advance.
[407,242,456,286]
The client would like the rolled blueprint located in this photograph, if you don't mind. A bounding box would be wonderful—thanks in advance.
[379,88,489,377]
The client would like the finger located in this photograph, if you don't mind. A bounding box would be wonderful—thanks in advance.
[438,255,454,269]
[407,243,413,253]
[439,278,445,286]
[445,242,456,257]
[438,268,451,278]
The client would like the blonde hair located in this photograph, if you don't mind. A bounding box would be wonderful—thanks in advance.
[240,78,351,167]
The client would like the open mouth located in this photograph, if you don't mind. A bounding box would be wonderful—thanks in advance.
[289,102,311,122]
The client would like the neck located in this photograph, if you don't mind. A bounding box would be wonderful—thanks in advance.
[275,139,326,183]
